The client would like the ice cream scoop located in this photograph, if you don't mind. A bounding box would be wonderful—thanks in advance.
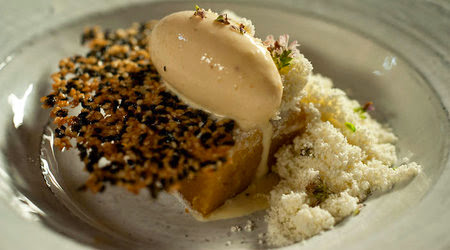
[150,10,282,129]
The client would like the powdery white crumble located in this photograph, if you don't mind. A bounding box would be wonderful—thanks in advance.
[267,192,334,246]
[266,74,422,246]
[278,55,313,114]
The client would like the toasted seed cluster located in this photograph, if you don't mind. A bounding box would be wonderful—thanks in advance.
[41,22,236,197]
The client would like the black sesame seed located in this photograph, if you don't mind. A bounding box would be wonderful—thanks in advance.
[157,129,169,136]
[115,144,124,152]
[176,104,188,110]
[184,111,196,118]
[107,120,118,126]
[65,82,78,92]
[200,160,216,167]
[224,120,235,133]
[208,122,217,132]
[71,122,82,133]
[154,108,168,115]
[169,154,180,168]
[214,133,226,143]
[133,111,144,123]
[188,166,196,173]
[155,161,164,170]
[141,105,151,111]
[158,136,174,145]
[86,162,94,172]
[138,133,147,145]
[160,178,166,188]
[157,116,169,123]
[200,132,212,145]
[74,67,83,75]
[56,109,69,117]
[81,29,95,45]
[55,128,65,138]
[112,100,119,112]
[130,147,144,159]
[79,111,89,119]
[134,91,143,99]
[222,140,235,146]
[150,75,161,82]
[143,116,156,126]
[185,122,197,128]
[81,101,93,109]
[197,110,209,122]
[104,65,113,72]
[44,95,57,107]
[193,129,201,136]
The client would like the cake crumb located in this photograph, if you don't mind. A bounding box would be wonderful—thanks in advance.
[244,220,254,232]
[230,225,242,233]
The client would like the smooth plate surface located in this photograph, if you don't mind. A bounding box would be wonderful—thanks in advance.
[0,1,449,249]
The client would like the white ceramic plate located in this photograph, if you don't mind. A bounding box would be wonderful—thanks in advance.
[0,1,449,249]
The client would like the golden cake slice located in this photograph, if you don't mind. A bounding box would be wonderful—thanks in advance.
[178,110,307,215]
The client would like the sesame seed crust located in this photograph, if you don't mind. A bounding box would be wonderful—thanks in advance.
[41,22,235,197]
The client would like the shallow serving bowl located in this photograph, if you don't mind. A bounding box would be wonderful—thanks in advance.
[0,1,449,249]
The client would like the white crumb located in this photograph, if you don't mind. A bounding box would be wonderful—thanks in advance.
[230,225,242,233]
[266,74,422,246]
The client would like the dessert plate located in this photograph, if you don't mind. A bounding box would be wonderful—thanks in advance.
[0,1,449,249]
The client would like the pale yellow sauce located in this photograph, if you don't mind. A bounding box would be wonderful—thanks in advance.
[256,123,274,178]
[192,173,279,221]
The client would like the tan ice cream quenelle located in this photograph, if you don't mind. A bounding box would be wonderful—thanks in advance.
[150,10,283,129]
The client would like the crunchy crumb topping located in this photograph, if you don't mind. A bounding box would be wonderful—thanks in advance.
[41,22,236,197]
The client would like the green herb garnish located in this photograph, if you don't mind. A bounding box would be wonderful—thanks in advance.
[306,180,330,206]
[354,101,374,119]
[193,5,205,18]
[215,14,230,24]
[264,35,299,72]
[354,107,367,119]
[345,122,356,132]
[272,50,293,71]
